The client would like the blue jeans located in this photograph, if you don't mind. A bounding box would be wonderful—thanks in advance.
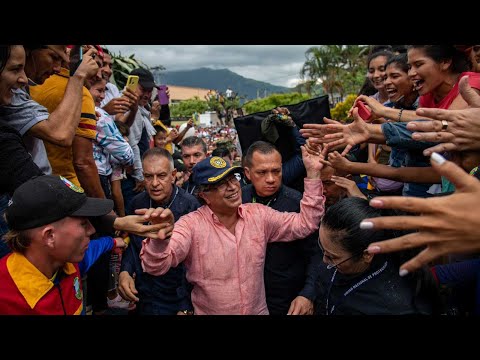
[382,122,436,198]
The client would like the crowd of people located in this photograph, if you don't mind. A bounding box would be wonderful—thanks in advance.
[1,44,480,315]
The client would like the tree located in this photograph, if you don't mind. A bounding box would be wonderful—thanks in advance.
[110,52,151,90]
[299,45,368,105]
[330,94,357,122]
[243,92,311,114]
[170,96,209,118]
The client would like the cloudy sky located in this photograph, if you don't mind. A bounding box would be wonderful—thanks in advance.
[106,45,317,88]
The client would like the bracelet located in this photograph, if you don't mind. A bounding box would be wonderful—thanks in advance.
[397,108,404,122]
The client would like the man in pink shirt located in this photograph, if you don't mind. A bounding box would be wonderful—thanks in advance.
[140,146,325,314]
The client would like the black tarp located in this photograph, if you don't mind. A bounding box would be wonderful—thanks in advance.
[234,95,331,162]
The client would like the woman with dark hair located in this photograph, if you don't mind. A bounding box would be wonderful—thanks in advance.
[0,45,40,257]
[356,45,480,122]
[314,197,442,315]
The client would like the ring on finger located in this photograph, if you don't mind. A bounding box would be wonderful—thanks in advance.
[441,120,448,131]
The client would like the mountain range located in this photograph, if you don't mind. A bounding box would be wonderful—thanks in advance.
[159,68,292,101]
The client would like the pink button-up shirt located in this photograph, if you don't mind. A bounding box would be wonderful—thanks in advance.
[140,178,324,314]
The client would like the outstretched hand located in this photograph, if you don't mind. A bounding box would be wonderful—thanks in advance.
[135,207,175,240]
[300,110,369,156]
[407,76,480,155]
[301,144,327,178]
[361,152,480,275]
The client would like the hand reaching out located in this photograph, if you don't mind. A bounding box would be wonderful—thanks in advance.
[361,152,480,275]
[300,110,369,156]
[301,144,328,178]
[326,151,353,172]
[331,176,367,199]
[407,76,480,156]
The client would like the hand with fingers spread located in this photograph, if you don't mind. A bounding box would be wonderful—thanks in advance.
[331,175,367,200]
[301,109,371,156]
[407,76,480,156]
[304,139,322,156]
[300,118,342,144]
[361,152,480,275]
[301,145,327,179]
[326,151,353,173]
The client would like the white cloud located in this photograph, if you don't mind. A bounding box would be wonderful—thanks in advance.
[105,45,316,87]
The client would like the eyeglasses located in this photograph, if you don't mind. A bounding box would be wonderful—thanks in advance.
[318,238,365,270]
[204,173,241,192]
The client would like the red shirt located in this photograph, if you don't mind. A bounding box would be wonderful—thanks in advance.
[419,72,480,109]
[0,253,83,315]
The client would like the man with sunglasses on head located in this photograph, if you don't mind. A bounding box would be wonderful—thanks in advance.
[140,146,326,315]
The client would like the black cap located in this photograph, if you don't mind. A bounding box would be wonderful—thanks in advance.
[130,68,156,89]
[5,175,114,231]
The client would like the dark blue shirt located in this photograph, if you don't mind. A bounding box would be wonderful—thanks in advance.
[121,185,201,314]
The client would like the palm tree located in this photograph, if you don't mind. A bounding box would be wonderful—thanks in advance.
[300,45,369,104]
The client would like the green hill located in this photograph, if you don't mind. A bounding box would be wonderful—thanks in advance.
[160,67,292,101]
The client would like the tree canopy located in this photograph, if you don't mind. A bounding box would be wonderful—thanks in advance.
[243,92,311,114]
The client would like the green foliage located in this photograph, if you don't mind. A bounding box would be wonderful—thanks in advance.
[110,52,150,90]
[170,97,209,117]
[330,94,356,122]
[300,45,368,103]
[243,92,311,114]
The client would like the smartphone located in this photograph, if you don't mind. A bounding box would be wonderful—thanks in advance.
[355,101,371,121]
[157,85,169,105]
[126,75,139,92]
[69,45,83,77]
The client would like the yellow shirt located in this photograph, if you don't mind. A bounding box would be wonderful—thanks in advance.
[30,68,96,186]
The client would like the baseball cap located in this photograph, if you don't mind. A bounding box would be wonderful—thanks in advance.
[5,175,114,231]
[130,68,156,89]
[192,156,243,186]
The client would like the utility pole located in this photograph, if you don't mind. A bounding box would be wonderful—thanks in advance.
[264,88,267,98]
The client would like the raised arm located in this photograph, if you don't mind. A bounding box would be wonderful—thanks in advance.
[265,146,325,242]
[361,153,480,275]
[139,208,186,276]
[327,150,440,184]
[300,108,386,156]
[28,48,99,147]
